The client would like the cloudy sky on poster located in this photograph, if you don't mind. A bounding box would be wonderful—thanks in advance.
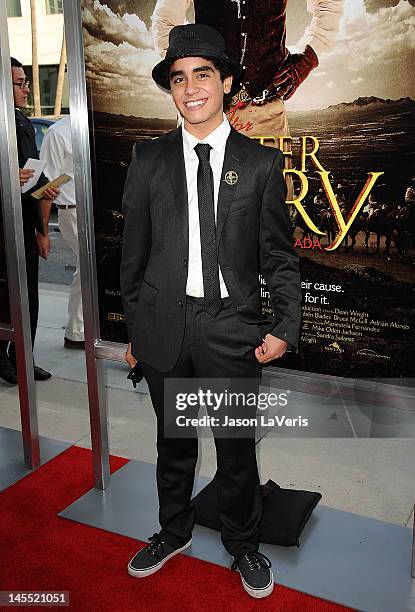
[83,0,415,117]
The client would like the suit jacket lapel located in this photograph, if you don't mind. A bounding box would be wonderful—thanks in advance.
[163,126,247,251]
[216,127,246,245]
[165,128,189,248]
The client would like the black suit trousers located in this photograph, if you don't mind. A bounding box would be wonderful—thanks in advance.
[0,223,39,359]
[142,298,264,558]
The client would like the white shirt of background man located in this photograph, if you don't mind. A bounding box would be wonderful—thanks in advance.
[40,115,75,207]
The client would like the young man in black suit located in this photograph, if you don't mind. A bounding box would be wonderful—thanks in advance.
[0,57,59,385]
[121,24,301,598]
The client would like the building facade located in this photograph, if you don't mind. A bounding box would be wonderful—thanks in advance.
[7,0,68,115]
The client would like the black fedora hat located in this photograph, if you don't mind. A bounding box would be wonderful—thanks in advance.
[152,24,243,95]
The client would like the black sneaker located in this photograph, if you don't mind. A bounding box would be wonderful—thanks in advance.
[128,533,192,578]
[33,365,52,381]
[64,337,85,350]
[231,552,274,598]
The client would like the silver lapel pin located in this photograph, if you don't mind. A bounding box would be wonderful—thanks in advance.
[224,170,238,185]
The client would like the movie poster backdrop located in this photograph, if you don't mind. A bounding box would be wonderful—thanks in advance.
[81,0,415,379]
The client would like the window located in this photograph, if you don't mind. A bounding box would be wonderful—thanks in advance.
[45,0,63,14]
[6,0,22,17]
[24,65,69,116]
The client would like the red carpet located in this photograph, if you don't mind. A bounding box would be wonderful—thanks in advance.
[0,446,354,611]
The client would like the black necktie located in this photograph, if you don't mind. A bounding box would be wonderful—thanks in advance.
[194,143,222,317]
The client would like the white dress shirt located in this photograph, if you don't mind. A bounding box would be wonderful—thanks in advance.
[40,115,75,207]
[182,117,230,298]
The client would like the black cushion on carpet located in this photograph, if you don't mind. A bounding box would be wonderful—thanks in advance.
[192,478,322,547]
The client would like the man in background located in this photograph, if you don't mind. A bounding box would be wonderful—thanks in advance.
[41,116,85,349]
[0,57,59,385]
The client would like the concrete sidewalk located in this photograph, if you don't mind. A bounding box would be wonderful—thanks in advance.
[0,283,414,529]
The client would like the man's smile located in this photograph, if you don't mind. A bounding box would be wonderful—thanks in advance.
[184,98,208,109]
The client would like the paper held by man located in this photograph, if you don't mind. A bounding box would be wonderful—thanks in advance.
[20,158,46,194]
[31,173,71,200]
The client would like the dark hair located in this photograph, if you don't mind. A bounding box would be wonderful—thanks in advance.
[201,56,234,110]
[11,57,23,68]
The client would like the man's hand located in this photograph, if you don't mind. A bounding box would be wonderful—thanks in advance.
[42,186,60,201]
[273,45,319,101]
[125,342,137,369]
[255,334,288,364]
[19,168,34,186]
[36,231,50,260]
